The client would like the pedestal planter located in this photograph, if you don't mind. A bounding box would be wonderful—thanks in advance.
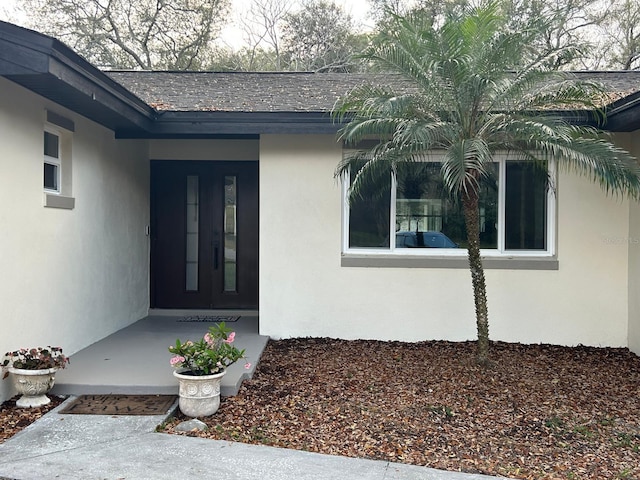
[8,367,58,408]
[173,369,226,417]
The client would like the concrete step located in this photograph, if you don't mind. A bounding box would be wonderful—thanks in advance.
[51,315,268,397]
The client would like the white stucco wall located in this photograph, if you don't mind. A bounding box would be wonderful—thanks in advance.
[259,134,632,348]
[0,78,149,403]
[617,132,640,355]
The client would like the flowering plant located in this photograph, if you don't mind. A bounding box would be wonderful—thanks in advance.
[2,346,69,379]
[168,323,249,376]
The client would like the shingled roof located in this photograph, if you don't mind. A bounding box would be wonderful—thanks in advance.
[2,18,640,136]
[107,70,640,113]
[105,72,407,112]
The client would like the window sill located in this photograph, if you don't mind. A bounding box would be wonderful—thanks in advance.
[44,194,75,210]
[341,254,558,270]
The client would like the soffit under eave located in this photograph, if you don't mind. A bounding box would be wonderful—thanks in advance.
[0,23,155,134]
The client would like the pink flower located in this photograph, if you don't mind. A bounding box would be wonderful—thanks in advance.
[224,332,236,344]
[244,362,251,370]
[204,333,214,345]
[170,355,185,366]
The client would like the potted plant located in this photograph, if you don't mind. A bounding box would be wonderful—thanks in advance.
[169,322,250,417]
[2,346,69,408]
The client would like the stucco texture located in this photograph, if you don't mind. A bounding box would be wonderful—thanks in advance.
[259,134,634,350]
[618,132,640,355]
[0,78,149,403]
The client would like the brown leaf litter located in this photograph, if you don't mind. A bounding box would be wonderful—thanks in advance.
[2,339,638,479]
[162,339,640,480]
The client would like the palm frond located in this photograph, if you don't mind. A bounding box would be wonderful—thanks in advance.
[441,138,494,197]
[537,135,640,200]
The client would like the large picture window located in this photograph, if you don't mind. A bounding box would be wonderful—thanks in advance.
[344,156,554,257]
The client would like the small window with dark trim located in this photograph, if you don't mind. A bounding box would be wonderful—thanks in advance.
[44,130,60,193]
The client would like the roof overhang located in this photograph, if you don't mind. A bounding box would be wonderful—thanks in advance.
[0,21,155,134]
[1,21,639,138]
[603,91,640,132]
[0,21,342,138]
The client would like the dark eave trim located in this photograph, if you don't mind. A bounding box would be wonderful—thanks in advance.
[603,91,640,132]
[0,21,155,133]
[115,111,341,138]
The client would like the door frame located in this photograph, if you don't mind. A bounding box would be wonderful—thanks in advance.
[150,160,259,310]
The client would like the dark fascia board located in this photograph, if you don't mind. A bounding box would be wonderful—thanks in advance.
[0,22,54,75]
[116,111,341,138]
[602,91,640,132]
[0,21,155,133]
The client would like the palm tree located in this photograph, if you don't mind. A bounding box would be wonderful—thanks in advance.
[333,2,640,365]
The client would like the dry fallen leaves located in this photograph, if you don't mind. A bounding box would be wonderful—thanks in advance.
[1,340,638,479]
[0,396,64,443]
[162,339,640,480]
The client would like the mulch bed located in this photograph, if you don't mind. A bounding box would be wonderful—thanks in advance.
[0,395,65,443]
[161,338,640,480]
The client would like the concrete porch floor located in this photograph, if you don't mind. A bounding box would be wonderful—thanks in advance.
[50,313,269,397]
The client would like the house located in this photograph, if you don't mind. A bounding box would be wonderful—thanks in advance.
[2,20,640,404]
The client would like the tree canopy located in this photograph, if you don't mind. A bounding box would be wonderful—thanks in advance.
[17,0,231,70]
[6,0,640,71]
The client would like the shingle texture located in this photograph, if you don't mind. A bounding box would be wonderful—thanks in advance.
[106,72,402,112]
[106,71,640,113]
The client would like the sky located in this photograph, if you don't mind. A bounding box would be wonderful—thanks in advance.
[0,0,373,48]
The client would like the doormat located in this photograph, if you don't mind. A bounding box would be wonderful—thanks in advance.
[60,394,177,415]
[178,315,239,323]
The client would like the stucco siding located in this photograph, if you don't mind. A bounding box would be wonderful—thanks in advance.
[618,132,640,355]
[259,134,631,347]
[0,78,149,403]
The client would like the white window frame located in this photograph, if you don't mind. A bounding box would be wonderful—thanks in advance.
[44,126,61,194]
[342,154,556,258]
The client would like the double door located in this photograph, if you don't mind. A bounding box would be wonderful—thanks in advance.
[151,161,258,309]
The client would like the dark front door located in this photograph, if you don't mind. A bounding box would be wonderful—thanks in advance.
[151,161,258,309]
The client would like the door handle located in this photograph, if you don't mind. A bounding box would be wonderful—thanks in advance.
[214,242,219,270]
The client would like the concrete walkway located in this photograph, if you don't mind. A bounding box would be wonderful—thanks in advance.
[0,398,506,480]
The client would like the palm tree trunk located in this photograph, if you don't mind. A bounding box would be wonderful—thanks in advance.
[461,188,490,366]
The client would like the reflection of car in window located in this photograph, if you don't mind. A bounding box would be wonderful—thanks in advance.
[396,231,459,248]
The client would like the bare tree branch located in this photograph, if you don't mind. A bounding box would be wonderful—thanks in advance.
[18,0,231,70]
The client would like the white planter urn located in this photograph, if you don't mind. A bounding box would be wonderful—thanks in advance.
[8,367,58,408]
[173,369,226,418]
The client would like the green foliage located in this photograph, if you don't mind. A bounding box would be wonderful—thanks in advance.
[573,424,594,437]
[544,416,565,430]
[430,405,455,418]
[333,1,640,365]
[168,323,246,376]
[2,346,68,374]
[612,432,640,452]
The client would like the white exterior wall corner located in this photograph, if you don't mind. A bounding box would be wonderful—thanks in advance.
[259,134,631,348]
[616,132,640,356]
[0,77,149,403]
